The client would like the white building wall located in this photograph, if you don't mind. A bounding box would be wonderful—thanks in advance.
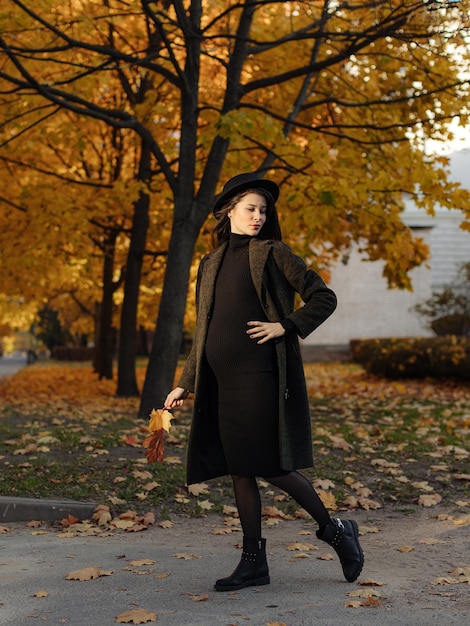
[307,237,433,345]
[304,149,470,346]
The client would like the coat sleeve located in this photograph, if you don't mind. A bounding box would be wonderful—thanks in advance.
[272,243,337,339]
[177,257,206,393]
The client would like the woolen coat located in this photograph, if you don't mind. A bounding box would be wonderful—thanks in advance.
[178,237,337,485]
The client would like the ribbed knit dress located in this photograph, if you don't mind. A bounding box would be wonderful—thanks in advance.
[204,233,282,476]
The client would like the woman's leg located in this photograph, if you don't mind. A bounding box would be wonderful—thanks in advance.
[214,475,269,591]
[264,470,330,531]
[231,475,262,540]
[264,470,364,582]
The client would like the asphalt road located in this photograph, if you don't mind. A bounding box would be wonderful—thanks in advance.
[1,507,469,625]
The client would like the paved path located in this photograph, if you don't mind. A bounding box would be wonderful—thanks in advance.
[1,507,469,625]
[0,355,27,379]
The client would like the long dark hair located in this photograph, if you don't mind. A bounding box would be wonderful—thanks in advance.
[211,187,282,248]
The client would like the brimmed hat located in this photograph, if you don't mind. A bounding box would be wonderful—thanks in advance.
[213,172,279,215]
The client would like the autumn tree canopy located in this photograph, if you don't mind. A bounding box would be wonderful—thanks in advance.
[0,1,469,414]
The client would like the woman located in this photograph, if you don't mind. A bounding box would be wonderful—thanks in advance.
[164,172,364,591]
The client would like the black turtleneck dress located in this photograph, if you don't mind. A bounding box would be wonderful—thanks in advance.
[204,233,281,476]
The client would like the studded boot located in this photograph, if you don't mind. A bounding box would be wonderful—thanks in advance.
[214,537,270,591]
[317,517,364,582]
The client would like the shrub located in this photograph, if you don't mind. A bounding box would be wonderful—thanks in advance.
[52,346,95,361]
[350,336,470,380]
[413,261,470,336]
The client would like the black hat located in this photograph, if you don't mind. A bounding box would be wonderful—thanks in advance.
[213,172,280,215]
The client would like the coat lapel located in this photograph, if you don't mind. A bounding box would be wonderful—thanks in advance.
[249,239,272,305]
[198,243,227,320]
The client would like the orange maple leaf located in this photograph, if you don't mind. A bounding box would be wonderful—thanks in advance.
[142,429,165,463]
[142,408,173,463]
[148,408,173,433]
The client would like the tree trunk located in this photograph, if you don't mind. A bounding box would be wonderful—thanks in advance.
[116,143,151,396]
[93,231,118,380]
[139,216,199,417]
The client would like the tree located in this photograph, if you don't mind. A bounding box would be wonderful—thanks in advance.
[32,306,70,351]
[1,1,469,415]
[0,100,144,379]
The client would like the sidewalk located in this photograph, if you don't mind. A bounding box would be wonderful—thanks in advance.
[0,354,27,379]
[1,506,469,625]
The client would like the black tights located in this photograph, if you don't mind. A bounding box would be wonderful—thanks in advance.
[231,471,331,541]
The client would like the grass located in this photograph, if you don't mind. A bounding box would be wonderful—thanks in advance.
[0,360,469,519]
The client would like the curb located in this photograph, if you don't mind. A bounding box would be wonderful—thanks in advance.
[0,496,97,523]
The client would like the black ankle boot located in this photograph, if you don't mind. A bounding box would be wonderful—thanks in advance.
[214,538,270,592]
[317,517,364,582]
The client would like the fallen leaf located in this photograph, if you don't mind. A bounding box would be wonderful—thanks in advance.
[33,590,49,597]
[223,505,238,516]
[358,498,382,510]
[348,588,382,598]
[60,514,80,527]
[132,470,153,480]
[359,579,384,586]
[108,496,127,506]
[398,545,414,553]
[328,435,352,451]
[418,493,442,507]
[197,499,214,510]
[115,608,157,623]
[175,493,190,504]
[159,520,174,529]
[317,488,337,510]
[317,553,335,560]
[128,559,156,566]
[187,483,210,496]
[313,478,335,490]
[164,456,182,464]
[432,577,458,585]
[185,593,209,602]
[142,512,155,526]
[344,599,364,608]
[66,566,113,581]
[287,542,318,552]
[449,566,470,576]
[412,481,433,491]
[123,434,141,447]
[112,519,138,530]
[262,506,288,519]
[173,553,200,560]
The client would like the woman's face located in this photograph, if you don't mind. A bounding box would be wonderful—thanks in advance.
[228,192,267,236]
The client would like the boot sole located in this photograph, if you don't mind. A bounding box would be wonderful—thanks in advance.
[345,520,364,583]
[214,575,270,592]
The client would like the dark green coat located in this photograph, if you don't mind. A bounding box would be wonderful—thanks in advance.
[178,238,337,485]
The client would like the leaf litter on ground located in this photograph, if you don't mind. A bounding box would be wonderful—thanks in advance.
[0,361,469,520]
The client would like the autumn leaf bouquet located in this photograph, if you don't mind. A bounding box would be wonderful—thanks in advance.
[142,408,173,463]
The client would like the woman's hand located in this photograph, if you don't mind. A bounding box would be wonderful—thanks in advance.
[246,321,285,344]
[163,386,189,409]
